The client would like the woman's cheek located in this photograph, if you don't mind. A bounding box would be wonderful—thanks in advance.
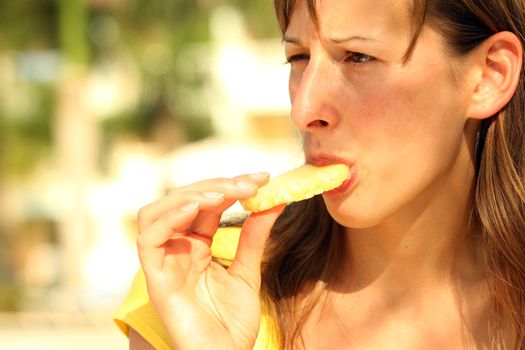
[330,124,430,225]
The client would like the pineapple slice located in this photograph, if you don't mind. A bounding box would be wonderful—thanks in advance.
[240,164,349,212]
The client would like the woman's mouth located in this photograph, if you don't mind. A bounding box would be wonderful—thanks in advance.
[306,154,358,196]
[324,165,357,196]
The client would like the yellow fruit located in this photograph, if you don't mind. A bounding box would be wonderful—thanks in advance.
[240,164,349,212]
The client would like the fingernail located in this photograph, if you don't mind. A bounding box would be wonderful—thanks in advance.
[236,181,257,191]
[180,201,199,212]
[203,192,225,200]
[249,172,269,181]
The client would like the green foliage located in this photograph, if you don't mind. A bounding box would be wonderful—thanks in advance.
[0,0,58,50]
[233,0,280,38]
[0,0,279,176]
[57,0,90,64]
[0,228,21,311]
[0,85,54,178]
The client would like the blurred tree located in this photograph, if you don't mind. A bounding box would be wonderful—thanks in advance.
[58,0,90,65]
[0,0,281,309]
[0,0,58,50]
[0,0,57,177]
[97,0,280,149]
[0,0,280,177]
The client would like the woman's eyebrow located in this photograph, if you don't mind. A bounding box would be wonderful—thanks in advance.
[282,35,303,45]
[328,34,383,44]
[282,33,383,46]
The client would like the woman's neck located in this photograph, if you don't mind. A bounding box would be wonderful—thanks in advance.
[339,168,484,299]
[303,174,491,349]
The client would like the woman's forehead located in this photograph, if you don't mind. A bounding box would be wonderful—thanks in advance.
[286,0,412,43]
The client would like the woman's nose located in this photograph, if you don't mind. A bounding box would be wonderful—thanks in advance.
[289,58,340,132]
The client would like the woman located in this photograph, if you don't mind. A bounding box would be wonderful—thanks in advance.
[115,0,525,348]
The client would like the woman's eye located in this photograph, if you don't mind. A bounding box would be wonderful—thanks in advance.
[345,52,374,64]
[285,53,310,64]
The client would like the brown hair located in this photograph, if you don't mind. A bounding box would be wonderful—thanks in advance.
[262,0,525,349]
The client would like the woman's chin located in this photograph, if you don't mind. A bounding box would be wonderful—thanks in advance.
[324,201,386,230]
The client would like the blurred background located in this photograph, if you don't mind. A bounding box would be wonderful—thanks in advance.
[0,0,303,348]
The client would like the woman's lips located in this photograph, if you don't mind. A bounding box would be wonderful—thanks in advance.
[306,155,358,196]
[325,165,357,196]
[307,157,349,167]
[324,172,354,196]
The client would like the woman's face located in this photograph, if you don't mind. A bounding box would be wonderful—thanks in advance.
[285,0,478,228]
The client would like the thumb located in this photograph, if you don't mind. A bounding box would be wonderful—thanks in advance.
[229,204,285,289]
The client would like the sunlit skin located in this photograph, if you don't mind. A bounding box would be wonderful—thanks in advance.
[287,0,476,230]
[285,0,499,348]
[131,0,522,348]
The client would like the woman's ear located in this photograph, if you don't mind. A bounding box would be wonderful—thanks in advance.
[467,31,523,120]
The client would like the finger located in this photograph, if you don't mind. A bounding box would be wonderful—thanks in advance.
[173,172,268,194]
[187,174,269,237]
[177,172,269,191]
[229,204,285,289]
[138,192,225,232]
[188,187,251,237]
[137,201,200,260]
[232,172,269,186]
[139,173,270,239]
[189,210,223,237]
[139,174,267,232]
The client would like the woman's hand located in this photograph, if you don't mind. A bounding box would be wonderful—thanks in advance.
[136,173,284,350]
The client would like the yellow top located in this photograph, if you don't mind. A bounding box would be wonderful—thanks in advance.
[114,226,279,350]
